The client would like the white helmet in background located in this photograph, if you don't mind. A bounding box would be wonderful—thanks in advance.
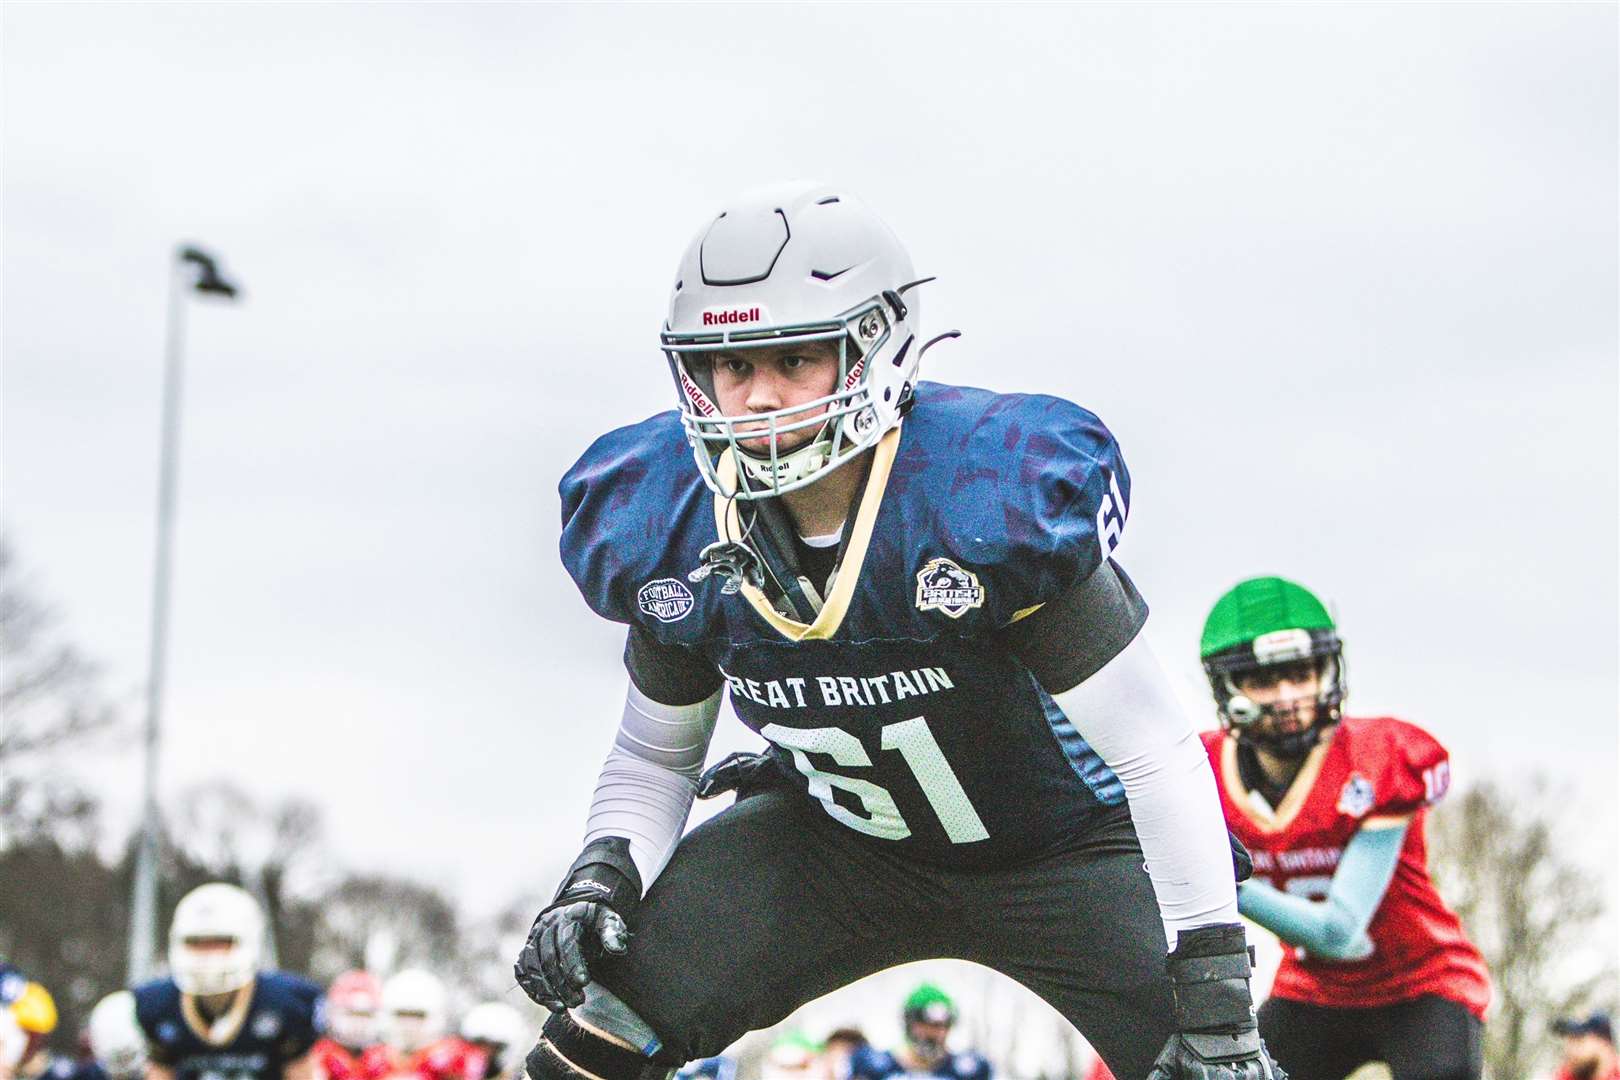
[381,969,446,1053]
[460,1002,524,1074]
[662,181,925,499]
[88,991,147,1080]
[326,970,383,1050]
[167,883,264,995]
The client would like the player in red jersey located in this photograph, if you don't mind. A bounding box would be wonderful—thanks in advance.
[1198,577,1490,1080]
[358,972,485,1080]
[313,971,382,1080]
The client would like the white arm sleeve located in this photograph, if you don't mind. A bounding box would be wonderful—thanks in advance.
[1049,630,1239,950]
[582,680,723,892]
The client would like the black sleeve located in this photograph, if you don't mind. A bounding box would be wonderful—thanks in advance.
[997,559,1149,694]
[624,623,725,706]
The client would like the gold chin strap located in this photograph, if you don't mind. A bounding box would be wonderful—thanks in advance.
[712,423,902,642]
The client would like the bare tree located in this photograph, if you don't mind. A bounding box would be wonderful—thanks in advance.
[1427,778,1618,1079]
[309,873,466,981]
[0,537,122,848]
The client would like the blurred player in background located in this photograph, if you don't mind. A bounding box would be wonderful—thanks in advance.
[820,1029,866,1080]
[459,1003,525,1080]
[1551,1013,1618,1080]
[760,1033,827,1080]
[848,986,988,1080]
[672,1056,736,1080]
[360,971,483,1080]
[0,966,58,1080]
[134,883,325,1080]
[312,971,382,1080]
[1199,577,1490,1080]
[515,181,1278,1080]
[83,991,147,1080]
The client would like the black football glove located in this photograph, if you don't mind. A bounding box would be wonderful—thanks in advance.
[696,751,787,801]
[1229,832,1254,883]
[514,837,641,1012]
[1147,924,1287,1080]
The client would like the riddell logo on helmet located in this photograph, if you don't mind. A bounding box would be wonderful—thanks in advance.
[701,307,763,326]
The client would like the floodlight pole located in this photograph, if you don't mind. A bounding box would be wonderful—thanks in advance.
[127,246,237,984]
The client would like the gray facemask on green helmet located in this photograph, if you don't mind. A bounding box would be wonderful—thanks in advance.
[1199,576,1347,758]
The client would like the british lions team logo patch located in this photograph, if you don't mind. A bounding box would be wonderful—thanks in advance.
[1337,773,1376,818]
[638,578,695,623]
[915,557,985,619]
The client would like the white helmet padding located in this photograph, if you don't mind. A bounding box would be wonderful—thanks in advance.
[662,181,922,499]
[167,883,264,996]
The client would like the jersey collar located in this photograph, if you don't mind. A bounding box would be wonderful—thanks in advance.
[1220,734,1331,834]
[180,981,257,1047]
[712,422,902,642]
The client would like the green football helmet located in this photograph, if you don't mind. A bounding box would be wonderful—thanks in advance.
[902,983,956,1059]
[1200,576,1347,757]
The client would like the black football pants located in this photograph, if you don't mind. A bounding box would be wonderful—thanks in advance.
[1258,994,1484,1080]
[592,788,1177,1078]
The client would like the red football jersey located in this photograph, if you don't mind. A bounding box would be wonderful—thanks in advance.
[359,1039,488,1080]
[312,1039,373,1080]
[1203,715,1490,1019]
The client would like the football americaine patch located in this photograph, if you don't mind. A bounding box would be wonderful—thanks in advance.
[638,578,695,623]
[915,557,985,619]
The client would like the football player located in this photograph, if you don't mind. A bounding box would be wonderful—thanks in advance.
[848,985,988,1080]
[133,883,325,1080]
[1551,1013,1618,1080]
[672,1057,736,1080]
[85,991,148,1080]
[514,182,1282,1080]
[760,1033,827,1080]
[1198,577,1490,1080]
[312,971,382,1080]
[359,971,482,1080]
[459,1003,525,1080]
[821,1029,866,1080]
[0,966,58,1080]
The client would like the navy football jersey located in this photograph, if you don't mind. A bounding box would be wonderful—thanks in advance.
[43,1057,100,1080]
[134,972,324,1080]
[560,383,1133,869]
[848,1046,992,1080]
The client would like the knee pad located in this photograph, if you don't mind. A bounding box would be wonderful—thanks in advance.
[525,1011,675,1080]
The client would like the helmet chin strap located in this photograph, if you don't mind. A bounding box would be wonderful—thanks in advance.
[737,425,834,491]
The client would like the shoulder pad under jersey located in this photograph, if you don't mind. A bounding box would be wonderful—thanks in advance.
[558,411,719,642]
[254,971,325,1056]
[893,383,1132,626]
[1344,716,1451,817]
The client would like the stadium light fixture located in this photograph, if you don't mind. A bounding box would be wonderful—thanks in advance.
[127,244,242,984]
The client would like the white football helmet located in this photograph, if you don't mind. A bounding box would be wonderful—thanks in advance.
[381,969,446,1053]
[88,991,147,1080]
[326,970,383,1050]
[167,882,264,996]
[662,181,925,498]
[459,1001,523,1049]
[460,1001,524,1075]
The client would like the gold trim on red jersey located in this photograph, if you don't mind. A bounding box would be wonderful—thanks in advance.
[1219,735,1331,834]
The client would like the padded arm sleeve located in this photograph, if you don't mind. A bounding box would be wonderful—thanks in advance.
[1049,630,1239,949]
[583,680,723,891]
[1236,819,1408,960]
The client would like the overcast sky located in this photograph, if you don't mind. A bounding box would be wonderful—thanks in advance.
[4,0,1616,989]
